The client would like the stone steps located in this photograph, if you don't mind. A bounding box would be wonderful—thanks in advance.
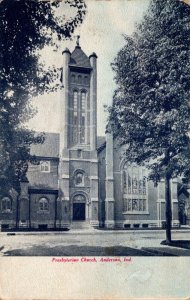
[70,221,91,230]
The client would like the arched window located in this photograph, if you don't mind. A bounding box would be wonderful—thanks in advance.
[1,197,12,212]
[39,197,49,211]
[78,75,82,84]
[80,91,86,144]
[123,163,147,213]
[71,89,88,146]
[84,76,88,85]
[73,90,78,144]
[40,161,50,173]
[73,194,86,203]
[73,91,78,112]
[74,171,84,186]
[71,74,75,83]
[81,91,86,111]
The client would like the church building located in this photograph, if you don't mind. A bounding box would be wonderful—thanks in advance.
[0,40,181,230]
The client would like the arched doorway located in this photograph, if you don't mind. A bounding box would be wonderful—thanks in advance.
[72,194,86,221]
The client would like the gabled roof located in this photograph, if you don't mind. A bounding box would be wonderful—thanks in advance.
[30,132,59,158]
[97,136,106,152]
[30,132,106,157]
[178,184,189,197]
[69,46,92,69]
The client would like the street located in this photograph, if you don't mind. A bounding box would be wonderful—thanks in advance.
[0,229,190,256]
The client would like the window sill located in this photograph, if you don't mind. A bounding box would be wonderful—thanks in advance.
[122,211,150,215]
[1,210,12,214]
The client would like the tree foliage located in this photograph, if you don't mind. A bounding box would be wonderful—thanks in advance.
[110,0,190,181]
[0,0,86,192]
[109,0,190,242]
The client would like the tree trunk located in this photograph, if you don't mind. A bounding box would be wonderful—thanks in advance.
[16,193,19,230]
[165,175,172,244]
[15,181,20,230]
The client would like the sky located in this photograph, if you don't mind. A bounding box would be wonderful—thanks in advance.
[27,0,150,136]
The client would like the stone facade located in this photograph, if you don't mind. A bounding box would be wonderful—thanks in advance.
[178,185,190,225]
[100,137,180,229]
[0,42,182,230]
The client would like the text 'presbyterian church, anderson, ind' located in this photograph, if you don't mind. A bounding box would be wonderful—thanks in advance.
[1,39,188,231]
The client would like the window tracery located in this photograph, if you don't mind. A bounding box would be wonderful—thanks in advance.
[73,90,78,144]
[40,161,50,173]
[71,90,87,145]
[80,91,86,144]
[123,163,147,213]
[39,197,49,211]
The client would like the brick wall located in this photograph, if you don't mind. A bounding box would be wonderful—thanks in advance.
[27,159,58,189]
[0,191,17,229]
[30,192,57,229]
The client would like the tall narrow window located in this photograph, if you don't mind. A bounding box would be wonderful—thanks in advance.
[71,74,75,83]
[81,92,86,111]
[84,76,88,85]
[73,91,78,110]
[123,163,148,213]
[71,90,87,146]
[132,166,138,194]
[73,91,78,144]
[1,197,12,212]
[80,91,86,144]
[78,75,82,84]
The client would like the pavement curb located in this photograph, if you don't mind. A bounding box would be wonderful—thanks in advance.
[1,229,190,236]
[141,247,177,256]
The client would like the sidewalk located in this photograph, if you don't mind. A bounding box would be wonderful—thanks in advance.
[141,245,190,256]
[1,228,190,256]
[115,234,190,256]
[1,228,190,235]
[137,239,190,256]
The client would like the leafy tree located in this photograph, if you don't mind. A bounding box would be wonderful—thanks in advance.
[109,0,190,244]
[0,0,86,194]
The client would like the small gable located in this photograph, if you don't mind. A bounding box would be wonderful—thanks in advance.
[69,46,92,69]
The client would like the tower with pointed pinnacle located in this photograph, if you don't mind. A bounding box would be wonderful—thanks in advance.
[58,37,99,228]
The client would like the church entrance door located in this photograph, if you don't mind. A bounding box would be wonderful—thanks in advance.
[72,194,87,221]
[73,203,85,221]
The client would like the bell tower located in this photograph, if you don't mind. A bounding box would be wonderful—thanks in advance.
[58,38,99,229]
